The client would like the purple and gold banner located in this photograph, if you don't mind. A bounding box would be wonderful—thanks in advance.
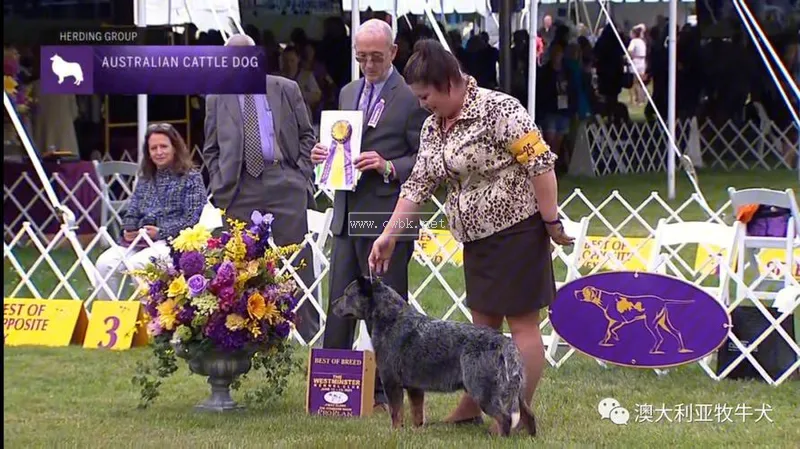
[549,272,731,369]
[39,46,267,95]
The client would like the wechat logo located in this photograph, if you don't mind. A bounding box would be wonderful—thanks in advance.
[598,397,630,425]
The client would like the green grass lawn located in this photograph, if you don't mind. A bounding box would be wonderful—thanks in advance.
[4,169,799,447]
[4,346,800,448]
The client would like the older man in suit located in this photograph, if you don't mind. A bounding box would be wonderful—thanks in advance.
[312,19,429,408]
[203,34,320,343]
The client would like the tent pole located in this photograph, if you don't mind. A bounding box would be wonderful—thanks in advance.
[527,0,538,118]
[351,0,361,82]
[137,0,147,164]
[667,0,677,200]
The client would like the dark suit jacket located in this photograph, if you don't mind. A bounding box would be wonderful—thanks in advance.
[332,69,429,241]
[202,75,317,209]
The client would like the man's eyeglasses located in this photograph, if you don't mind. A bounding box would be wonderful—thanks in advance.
[355,53,386,64]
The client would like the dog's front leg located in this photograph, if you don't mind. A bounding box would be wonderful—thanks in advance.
[407,388,425,427]
[383,382,405,429]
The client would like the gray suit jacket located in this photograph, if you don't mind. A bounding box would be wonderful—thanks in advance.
[202,75,317,210]
[332,69,430,240]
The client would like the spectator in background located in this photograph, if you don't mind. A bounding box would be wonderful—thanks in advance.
[94,124,205,300]
[301,43,337,122]
[627,25,647,106]
[537,44,576,173]
[281,45,322,120]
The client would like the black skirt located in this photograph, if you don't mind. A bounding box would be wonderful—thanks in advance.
[462,213,557,317]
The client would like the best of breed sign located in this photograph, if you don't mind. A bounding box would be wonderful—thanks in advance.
[4,298,88,347]
[549,272,731,368]
[306,348,376,417]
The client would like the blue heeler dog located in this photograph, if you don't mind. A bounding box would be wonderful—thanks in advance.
[332,276,536,437]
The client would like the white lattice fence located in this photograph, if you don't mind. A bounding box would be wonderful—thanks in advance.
[585,118,798,176]
[6,186,799,384]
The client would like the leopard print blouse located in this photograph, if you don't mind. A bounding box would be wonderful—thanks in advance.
[399,76,558,243]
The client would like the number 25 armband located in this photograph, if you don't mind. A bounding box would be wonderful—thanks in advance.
[507,129,550,165]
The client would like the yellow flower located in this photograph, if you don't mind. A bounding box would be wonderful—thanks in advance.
[157,299,178,331]
[247,292,267,320]
[262,300,282,325]
[225,233,247,262]
[167,275,188,298]
[4,76,18,95]
[171,223,212,252]
[225,313,246,331]
[248,320,262,338]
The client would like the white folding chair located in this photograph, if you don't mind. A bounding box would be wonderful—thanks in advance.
[306,208,334,320]
[728,187,800,302]
[725,188,800,384]
[92,160,139,244]
[198,194,223,231]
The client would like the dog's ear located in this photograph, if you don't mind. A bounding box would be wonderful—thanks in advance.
[356,275,374,296]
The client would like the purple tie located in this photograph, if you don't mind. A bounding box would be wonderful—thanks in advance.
[359,82,374,115]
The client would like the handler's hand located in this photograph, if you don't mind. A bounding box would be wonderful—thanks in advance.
[355,151,386,172]
[368,234,396,275]
[311,143,328,165]
[545,221,574,247]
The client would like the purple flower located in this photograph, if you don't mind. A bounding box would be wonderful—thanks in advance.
[143,300,158,318]
[218,286,236,311]
[187,274,208,297]
[149,281,166,303]
[147,319,163,336]
[177,306,196,324]
[215,261,236,287]
[204,313,249,351]
[242,234,258,259]
[179,251,205,278]
[220,232,231,245]
[275,321,291,339]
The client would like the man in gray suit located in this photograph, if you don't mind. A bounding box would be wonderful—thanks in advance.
[203,34,320,343]
[312,19,429,408]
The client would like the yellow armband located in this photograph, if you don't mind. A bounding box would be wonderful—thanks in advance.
[508,130,549,165]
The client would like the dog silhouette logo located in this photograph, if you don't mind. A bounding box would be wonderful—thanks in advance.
[576,286,694,355]
[50,54,84,86]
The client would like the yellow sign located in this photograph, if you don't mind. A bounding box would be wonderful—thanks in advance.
[578,237,654,271]
[693,244,737,277]
[415,229,463,267]
[756,249,800,280]
[3,299,88,347]
[83,301,148,350]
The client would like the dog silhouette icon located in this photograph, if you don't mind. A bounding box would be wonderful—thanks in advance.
[50,54,84,86]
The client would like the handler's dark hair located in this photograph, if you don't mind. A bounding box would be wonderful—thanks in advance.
[403,38,463,93]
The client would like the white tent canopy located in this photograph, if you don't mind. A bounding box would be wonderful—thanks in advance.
[342,0,490,16]
[133,0,242,33]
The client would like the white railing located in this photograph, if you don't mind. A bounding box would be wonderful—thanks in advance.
[583,117,797,176]
[5,183,799,385]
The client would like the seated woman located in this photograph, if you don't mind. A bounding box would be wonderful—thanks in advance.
[94,124,206,300]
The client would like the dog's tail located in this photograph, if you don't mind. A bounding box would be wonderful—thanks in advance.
[515,384,537,436]
[501,343,537,436]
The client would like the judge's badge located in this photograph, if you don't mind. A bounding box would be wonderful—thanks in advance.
[368,99,385,128]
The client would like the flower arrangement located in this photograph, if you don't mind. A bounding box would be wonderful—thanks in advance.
[131,211,304,409]
[3,46,35,117]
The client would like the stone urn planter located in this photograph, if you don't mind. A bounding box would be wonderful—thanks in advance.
[172,342,254,412]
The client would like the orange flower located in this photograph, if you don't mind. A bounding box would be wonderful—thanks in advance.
[247,292,267,320]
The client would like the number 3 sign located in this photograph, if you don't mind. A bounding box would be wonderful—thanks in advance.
[83,302,148,350]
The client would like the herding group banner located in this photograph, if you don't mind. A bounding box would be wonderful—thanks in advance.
[39,45,268,95]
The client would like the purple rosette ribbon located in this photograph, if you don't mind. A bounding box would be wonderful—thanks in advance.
[187,274,208,297]
[320,121,354,187]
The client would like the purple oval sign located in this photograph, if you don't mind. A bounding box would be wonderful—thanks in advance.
[549,272,731,368]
